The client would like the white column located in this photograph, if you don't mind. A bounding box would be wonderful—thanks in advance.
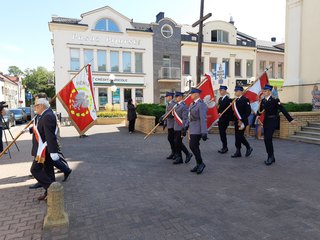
[132,88,136,105]
[120,87,124,110]
[108,88,112,105]
[119,51,123,73]
[93,49,98,72]
[94,87,99,110]
[107,50,111,72]
[80,48,84,67]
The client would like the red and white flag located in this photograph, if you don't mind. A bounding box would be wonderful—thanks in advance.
[58,64,97,135]
[243,72,269,113]
[184,74,219,129]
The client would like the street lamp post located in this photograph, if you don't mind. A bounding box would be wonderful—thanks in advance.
[184,75,194,92]
[109,74,117,111]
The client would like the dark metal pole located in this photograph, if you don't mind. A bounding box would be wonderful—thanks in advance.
[196,0,205,84]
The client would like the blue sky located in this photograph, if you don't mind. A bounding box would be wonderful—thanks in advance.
[0,0,285,73]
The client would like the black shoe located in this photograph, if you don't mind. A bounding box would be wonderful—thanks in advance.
[245,147,253,157]
[197,163,206,174]
[62,169,72,182]
[190,165,198,172]
[29,182,42,189]
[185,153,193,164]
[166,153,175,160]
[264,156,275,166]
[231,150,242,158]
[172,154,177,160]
[218,147,228,154]
[173,157,183,165]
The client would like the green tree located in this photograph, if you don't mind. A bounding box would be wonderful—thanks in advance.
[23,67,55,106]
[8,66,23,76]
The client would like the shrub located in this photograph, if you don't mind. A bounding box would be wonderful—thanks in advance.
[282,102,313,112]
[136,103,166,123]
[97,111,127,118]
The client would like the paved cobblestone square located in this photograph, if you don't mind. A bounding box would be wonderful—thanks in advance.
[1,124,320,240]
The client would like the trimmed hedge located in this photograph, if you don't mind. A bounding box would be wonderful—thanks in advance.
[136,103,166,123]
[97,111,127,118]
[282,102,313,112]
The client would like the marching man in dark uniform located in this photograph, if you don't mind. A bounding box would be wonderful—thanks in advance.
[172,92,193,165]
[217,85,233,154]
[258,84,297,165]
[231,86,253,158]
[186,88,208,174]
[162,92,176,159]
[29,96,72,200]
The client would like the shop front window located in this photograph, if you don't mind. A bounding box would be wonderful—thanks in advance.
[235,59,241,77]
[70,48,80,71]
[110,51,119,72]
[112,88,120,104]
[246,60,254,77]
[98,88,108,109]
[135,89,144,104]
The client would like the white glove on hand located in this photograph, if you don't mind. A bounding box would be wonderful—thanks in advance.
[21,128,30,134]
[50,153,60,161]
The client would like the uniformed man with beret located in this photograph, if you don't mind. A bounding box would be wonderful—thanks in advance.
[258,84,297,165]
[162,92,176,159]
[186,88,208,174]
[173,92,193,165]
[217,85,233,154]
[231,86,253,158]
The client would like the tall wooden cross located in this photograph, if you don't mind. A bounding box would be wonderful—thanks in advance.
[192,0,212,84]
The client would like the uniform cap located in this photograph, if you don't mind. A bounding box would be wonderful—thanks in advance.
[190,88,202,94]
[234,86,244,91]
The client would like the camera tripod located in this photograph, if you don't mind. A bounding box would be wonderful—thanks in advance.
[1,115,20,159]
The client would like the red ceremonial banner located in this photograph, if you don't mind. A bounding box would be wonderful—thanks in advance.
[185,74,219,129]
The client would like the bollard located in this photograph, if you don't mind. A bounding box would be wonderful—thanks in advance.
[43,182,69,229]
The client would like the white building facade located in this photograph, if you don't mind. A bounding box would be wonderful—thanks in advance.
[49,6,154,116]
[181,20,257,98]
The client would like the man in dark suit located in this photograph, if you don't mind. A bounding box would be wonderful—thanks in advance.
[186,88,208,174]
[30,96,71,200]
[258,84,297,165]
[217,85,232,153]
[231,86,253,158]
[172,92,192,165]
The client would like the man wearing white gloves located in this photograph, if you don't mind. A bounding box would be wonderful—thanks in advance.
[29,93,72,201]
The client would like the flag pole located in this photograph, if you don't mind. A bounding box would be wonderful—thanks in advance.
[0,65,88,159]
[214,65,272,122]
[144,76,209,140]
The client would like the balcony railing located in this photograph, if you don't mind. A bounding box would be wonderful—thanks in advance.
[158,67,181,80]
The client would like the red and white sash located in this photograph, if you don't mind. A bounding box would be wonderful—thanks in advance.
[173,108,183,126]
[232,100,242,120]
[33,123,47,164]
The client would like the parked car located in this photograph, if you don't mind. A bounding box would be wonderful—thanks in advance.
[9,109,27,124]
[2,109,16,129]
[19,107,31,120]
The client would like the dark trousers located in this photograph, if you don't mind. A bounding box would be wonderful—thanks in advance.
[218,121,229,148]
[264,119,277,157]
[174,130,190,157]
[53,156,71,174]
[30,158,54,190]
[189,134,203,165]
[129,119,136,132]
[234,122,250,150]
[168,128,175,153]
[0,127,3,152]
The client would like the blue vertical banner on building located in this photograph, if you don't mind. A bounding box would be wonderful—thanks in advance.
[214,63,226,84]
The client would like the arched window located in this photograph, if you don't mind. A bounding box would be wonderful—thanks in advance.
[94,18,120,32]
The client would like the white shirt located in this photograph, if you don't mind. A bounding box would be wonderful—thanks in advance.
[265,95,272,101]
[194,98,201,104]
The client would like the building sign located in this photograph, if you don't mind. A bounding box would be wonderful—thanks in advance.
[72,33,141,46]
[213,63,226,84]
[236,79,248,86]
[92,76,144,85]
